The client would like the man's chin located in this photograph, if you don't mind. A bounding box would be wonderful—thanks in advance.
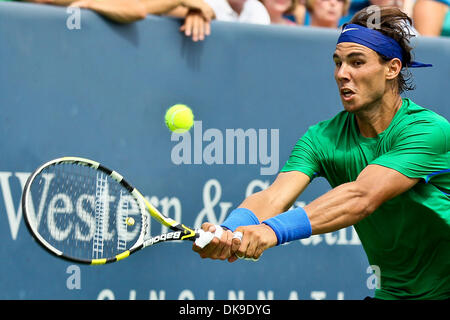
[342,100,359,113]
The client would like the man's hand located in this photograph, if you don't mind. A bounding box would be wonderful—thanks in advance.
[192,223,235,260]
[230,224,278,262]
[192,222,278,263]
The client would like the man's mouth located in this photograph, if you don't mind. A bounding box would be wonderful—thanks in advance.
[340,88,355,100]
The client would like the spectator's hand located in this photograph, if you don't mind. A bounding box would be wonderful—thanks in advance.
[180,0,214,21]
[192,223,235,260]
[180,10,211,42]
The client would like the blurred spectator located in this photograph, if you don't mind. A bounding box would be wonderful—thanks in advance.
[343,0,414,25]
[21,0,214,41]
[25,0,147,22]
[259,0,298,25]
[413,0,450,36]
[291,0,307,24]
[304,0,351,28]
[204,0,271,24]
[369,0,414,16]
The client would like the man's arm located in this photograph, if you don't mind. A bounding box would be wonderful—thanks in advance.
[192,171,311,260]
[305,164,419,234]
[240,171,311,221]
[233,164,420,260]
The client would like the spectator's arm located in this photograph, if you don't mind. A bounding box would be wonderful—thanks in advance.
[69,0,147,23]
[140,0,183,15]
[413,0,448,36]
[140,0,214,19]
[25,0,78,5]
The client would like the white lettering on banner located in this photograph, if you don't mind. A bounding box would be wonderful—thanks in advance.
[179,289,195,300]
[1,172,360,246]
[149,290,166,300]
[97,289,347,300]
[257,291,274,300]
[310,291,326,300]
[194,179,232,229]
[171,121,279,176]
[228,290,245,300]
[97,289,115,300]
[153,196,182,234]
[47,193,73,241]
[75,195,96,241]
[0,172,31,240]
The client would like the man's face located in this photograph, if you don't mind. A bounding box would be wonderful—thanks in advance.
[333,42,389,113]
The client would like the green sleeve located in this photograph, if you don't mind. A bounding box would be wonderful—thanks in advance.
[280,126,322,180]
[371,119,450,181]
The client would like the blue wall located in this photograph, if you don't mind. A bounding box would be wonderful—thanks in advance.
[0,2,448,300]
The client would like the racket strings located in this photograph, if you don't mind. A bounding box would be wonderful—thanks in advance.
[28,163,142,261]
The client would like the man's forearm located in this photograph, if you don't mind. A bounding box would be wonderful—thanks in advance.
[238,171,311,222]
[238,190,291,222]
[304,181,373,235]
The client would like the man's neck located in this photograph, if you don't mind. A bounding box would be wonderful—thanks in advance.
[355,94,403,138]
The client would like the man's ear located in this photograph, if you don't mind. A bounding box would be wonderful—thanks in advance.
[386,58,402,80]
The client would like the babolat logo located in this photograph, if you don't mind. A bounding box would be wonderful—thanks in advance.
[144,231,182,246]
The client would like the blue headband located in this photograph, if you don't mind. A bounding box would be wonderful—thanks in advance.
[337,24,432,68]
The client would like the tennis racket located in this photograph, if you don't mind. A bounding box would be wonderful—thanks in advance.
[21,156,228,265]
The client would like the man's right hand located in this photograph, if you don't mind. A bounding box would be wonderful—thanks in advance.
[192,223,241,262]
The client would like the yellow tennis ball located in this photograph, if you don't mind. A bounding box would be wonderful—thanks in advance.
[126,217,135,226]
[165,104,194,133]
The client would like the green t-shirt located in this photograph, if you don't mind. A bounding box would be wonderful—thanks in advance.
[281,98,450,300]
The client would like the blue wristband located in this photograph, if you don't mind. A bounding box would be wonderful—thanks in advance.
[221,208,259,232]
[262,207,312,245]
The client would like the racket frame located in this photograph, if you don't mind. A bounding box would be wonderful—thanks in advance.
[22,157,199,265]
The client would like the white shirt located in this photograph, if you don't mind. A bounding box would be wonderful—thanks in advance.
[205,0,271,25]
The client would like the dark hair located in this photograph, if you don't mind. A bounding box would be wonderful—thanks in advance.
[349,6,415,93]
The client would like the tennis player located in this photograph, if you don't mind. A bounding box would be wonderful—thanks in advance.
[193,7,450,300]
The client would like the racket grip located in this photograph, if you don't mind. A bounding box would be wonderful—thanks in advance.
[194,225,223,248]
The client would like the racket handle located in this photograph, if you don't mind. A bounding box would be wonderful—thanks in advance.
[194,227,259,261]
[194,225,223,248]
